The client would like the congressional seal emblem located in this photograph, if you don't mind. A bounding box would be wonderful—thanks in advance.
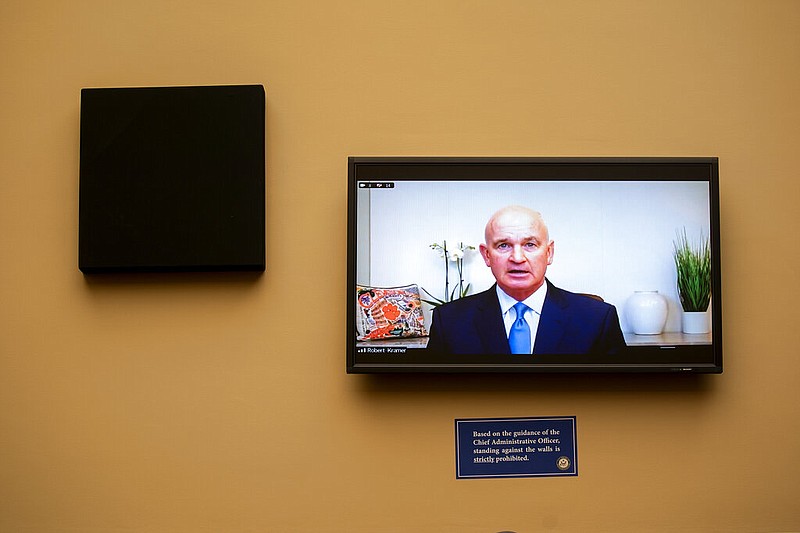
[556,456,571,471]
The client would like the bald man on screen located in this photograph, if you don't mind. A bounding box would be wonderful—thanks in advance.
[426,205,626,355]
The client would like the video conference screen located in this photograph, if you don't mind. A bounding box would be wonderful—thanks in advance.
[347,158,722,373]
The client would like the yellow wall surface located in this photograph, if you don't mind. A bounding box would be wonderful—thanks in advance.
[1,1,799,531]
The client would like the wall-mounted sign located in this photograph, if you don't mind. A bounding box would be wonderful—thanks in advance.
[455,416,577,479]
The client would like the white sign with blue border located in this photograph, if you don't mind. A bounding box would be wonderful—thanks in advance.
[455,416,578,479]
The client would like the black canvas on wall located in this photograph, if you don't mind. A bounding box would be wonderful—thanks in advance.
[79,84,265,273]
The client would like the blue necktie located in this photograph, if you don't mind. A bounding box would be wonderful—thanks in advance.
[509,302,531,354]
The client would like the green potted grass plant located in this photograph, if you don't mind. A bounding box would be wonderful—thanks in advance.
[673,229,712,334]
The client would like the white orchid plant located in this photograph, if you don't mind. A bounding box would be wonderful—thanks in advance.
[421,240,476,307]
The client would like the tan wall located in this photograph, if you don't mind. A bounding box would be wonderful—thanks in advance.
[1,1,799,531]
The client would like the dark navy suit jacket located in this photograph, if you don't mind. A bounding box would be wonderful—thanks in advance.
[426,280,626,355]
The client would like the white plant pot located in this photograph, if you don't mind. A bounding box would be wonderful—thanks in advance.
[682,311,710,334]
[625,291,668,335]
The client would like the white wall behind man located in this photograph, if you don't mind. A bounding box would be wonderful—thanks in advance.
[360,179,711,333]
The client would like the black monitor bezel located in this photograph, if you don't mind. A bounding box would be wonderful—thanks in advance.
[347,157,722,374]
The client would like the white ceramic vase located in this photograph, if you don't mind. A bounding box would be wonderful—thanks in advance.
[682,311,710,334]
[625,290,668,335]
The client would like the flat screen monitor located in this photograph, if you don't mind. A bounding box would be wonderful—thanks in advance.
[347,157,722,373]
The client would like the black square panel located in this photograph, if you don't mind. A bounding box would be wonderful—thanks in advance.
[79,85,265,273]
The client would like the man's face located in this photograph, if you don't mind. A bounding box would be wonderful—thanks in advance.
[479,209,554,301]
